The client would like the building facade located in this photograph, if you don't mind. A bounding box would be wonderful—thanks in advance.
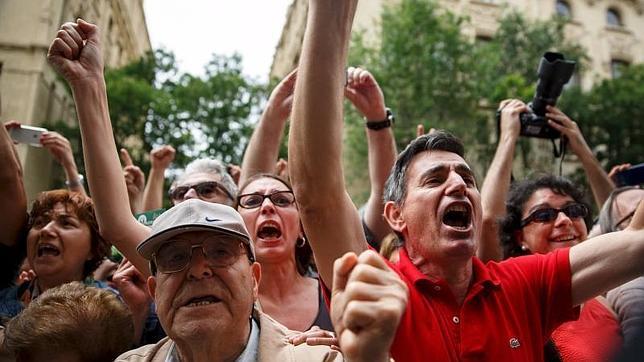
[0,0,151,199]
[271,0,644,89]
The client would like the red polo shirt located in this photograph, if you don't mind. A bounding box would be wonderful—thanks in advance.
[387,247,578,361]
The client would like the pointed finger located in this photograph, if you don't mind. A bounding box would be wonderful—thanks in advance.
[120,148,133,166]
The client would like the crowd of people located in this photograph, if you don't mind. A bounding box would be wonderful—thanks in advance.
[0,1,643,361]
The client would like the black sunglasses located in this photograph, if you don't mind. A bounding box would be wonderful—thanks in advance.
[237,191,295,209]
[520,203,588,227]
[168,181,234,202]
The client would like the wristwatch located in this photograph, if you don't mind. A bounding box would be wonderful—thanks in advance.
[366,108,394,131]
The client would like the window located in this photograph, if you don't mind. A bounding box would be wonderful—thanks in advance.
[611,59,629,79]
[556,1,572,19]
[606,8,622,27]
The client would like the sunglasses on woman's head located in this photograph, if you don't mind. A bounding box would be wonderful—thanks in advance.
[168,181,234,203]
[520,203,588,227]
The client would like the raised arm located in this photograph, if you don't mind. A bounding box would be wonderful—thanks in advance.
[142,145,175,211]
[120,148,146,214]
[40,131,87,195]
[546,106,614,208]
[0,122,27,247]
[478,99,526,262]
[289,0,366,285]
[345,67,396,247]
[239,70,296,186]
[570,199,644,306]
[47,19,150,275]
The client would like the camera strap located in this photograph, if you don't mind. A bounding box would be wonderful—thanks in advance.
[552,136,567,176]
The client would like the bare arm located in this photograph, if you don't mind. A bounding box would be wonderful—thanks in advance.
[546,106,614,209]
[344,66,396,245]
[120,148,146,214]
[239,70,296,186]
[478,100,526,262]
[47,19,151,275]
[142,145,175,211]
[0,122,27,247]
[570,199,644,306]
[40,131,87,195]
[289,0,366,286]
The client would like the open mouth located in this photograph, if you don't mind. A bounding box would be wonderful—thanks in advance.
[185,295,221,307]
[442,203,472,230]
[257,222,282,240]
[549,235,577,243]
[37,243,60,257]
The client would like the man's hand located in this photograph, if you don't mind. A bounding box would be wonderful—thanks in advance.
[498,99,525,141]
[40,132,75,168]
[149,145,175,171]
[112,258,152,343]
[331,250,408,362]
[546,106,592,156]
[47,19,104,86]
[264,69,297,122]
[120,148,145,213]
[345,67,386,121]
[416,124,436,138]
[608,163,631,183]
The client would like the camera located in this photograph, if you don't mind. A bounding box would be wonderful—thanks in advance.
[497,52,576,139]
[615,163,644,187]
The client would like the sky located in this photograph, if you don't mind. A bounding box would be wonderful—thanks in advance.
[143,0,293,82]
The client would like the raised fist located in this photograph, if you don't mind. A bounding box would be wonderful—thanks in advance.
[47,19,103,86]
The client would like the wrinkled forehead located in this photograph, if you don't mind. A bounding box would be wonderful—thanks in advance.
[241,177,290,194]
[176,172,222,187]
[405,150,472,183]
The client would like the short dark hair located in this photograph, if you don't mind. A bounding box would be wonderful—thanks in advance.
[237,173,314,276]
[384,131,465,206]
[499,175,592,258]
[28,190,110,278]
[4,282,133,362]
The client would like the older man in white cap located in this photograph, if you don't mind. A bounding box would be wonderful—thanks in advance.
[116,199,341,362]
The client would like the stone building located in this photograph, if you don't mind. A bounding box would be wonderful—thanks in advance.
[0,0,151,199]
[271,0,644,89]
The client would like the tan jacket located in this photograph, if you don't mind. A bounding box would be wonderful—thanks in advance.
[115,311,342,362]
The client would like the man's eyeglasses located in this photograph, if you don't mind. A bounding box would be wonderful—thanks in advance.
[520,203,588,227]
[237,191,295,209]
[168,181,234,203]
[613,210,635,231]
[153,237,253,274]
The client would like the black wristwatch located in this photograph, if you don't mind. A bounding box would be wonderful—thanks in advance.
[365,108,394,131]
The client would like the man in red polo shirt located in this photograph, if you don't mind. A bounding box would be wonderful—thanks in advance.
[289,0,644,360]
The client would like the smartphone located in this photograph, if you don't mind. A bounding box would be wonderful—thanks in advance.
[616,163,644,186]
[9,125,48,147]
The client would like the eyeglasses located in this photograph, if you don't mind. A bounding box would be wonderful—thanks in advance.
[237,191,295,209]
[153,237,253,274]
[168,181,234,203]
[520,203,588,227]
[613,209,635,231]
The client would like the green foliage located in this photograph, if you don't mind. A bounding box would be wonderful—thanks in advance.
[344,0,592,201]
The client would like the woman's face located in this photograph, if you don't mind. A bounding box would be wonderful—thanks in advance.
[237,178,301,264]
[612,189,644,231]
[518,188,588,254]
[26,202,93,286]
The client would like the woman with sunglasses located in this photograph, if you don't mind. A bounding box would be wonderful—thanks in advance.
[499,175,622,361]
[235,173,333,333]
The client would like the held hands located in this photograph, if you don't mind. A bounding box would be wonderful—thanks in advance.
[331,250,408,362]
[545,106,592,157]
[498,99,526,141]
[264,69,297,122]
[149,145,176,171]
[47,19,103,86]
[345,67,387,121]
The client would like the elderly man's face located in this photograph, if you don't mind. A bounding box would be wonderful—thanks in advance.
[147,231,260,342]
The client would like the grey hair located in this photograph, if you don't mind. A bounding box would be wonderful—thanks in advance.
[179,158,238,198]
[597,186,642,234]
[383,130,465,206]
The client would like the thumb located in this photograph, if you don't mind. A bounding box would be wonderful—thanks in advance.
[120,148,133,167]
[76,18,99,42]
[331,252,358,298]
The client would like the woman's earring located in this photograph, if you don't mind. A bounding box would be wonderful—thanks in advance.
[296,236,306,248]
[520,244,529,252]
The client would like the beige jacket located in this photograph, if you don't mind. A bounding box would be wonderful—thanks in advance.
[115,311,342,362]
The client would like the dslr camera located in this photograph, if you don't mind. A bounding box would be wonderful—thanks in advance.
[498,52,576,139]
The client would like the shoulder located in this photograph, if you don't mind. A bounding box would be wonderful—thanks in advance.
[115,337,173,362]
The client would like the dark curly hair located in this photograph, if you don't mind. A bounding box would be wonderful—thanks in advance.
[237,173,314,276]
[28,190,110,278]
[499,175,592,259]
